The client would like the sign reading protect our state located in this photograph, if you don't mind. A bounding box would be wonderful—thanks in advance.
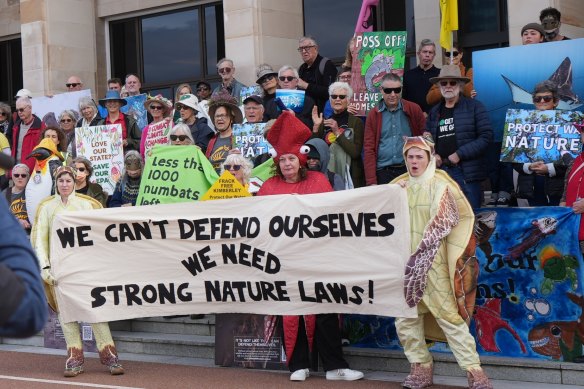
[50,185,414,323]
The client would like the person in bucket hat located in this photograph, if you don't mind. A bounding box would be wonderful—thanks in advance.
[176,94,214,152]
[97,90,140,152]
[427,64,492,209]
[205,90,243,173]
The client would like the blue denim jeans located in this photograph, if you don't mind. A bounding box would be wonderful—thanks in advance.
[440,165,482,209]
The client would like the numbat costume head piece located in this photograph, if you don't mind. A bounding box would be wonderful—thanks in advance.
[266,111,311,166]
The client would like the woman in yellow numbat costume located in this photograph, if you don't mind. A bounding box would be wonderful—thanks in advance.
[31,166,124,378]
[391,136,492,389]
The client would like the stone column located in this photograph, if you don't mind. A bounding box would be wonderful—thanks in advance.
[20,0,97,96]
[223,0,304,87]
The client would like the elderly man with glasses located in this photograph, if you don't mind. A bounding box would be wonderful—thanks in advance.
[427,65,492,209]
[212,58,247,103]
[364,73,426,186]
[297,36,337,113]
[10,97,46,173]
[65,76,83,92]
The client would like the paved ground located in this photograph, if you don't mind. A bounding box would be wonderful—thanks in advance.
[0,347,583,389]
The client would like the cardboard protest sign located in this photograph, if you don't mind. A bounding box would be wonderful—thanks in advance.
[350,32,407,116]
[50,185,415,323]
[201,171,251,200]
[233,123,271,159]
[142,120,172,158]
[500,109,583,163]
[136,145,218,205]
[75,124,124,195]
[275,90,305,113]
[32,89,92,125]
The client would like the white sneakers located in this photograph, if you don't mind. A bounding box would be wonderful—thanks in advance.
[325,368,364,381]
[290,368,309,381]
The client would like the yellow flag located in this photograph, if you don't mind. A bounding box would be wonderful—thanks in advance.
[439,0,458,51]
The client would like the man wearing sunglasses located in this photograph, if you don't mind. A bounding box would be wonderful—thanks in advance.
[65,76,83,92]
[212,58,247,103]
[297,36,337,113]
[10,97,46,174]
[427,65,493,209]
[364,73,426,186]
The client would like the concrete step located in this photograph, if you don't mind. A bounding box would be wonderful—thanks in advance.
[0,332,44,348]
[110,316,215,336]
[111,330,215,360]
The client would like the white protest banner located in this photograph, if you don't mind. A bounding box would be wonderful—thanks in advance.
[32,89,92,124]
[75,124,124,195]
[51,185,415,323]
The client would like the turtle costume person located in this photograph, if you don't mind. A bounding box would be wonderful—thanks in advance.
[391,136,492,389]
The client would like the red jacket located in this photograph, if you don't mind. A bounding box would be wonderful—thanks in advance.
[11,115,45,173]
[363,99,426,185]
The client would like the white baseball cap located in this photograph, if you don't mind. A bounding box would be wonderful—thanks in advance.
[15,88,32,99]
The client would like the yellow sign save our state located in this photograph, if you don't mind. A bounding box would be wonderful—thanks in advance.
[201,170,252,200]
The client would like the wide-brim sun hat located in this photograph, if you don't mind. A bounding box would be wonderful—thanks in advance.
[208,90,243,125]
[144,94,173,116]
[99,90,127,107]
[429,64,471,84]
[176,94,200,112]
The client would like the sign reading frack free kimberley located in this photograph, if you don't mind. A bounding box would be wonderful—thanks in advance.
[50,185,415,323]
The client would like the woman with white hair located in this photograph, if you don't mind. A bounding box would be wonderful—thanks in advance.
[66,97,102,159]
[221,152,253,189]
[311,81,365,188]
[168,123,197,146]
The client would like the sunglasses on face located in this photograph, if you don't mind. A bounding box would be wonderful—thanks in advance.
[218,67,232,75]
[279,76,296,82]
[439,81,458,87]
[66,83,81,88]
[297,45,315,52]
[170,135,189,141]
[13,173,28,178]
[0,112,6,117]
[224,164,242,171]
[197,86,210,92]
[76,167,86,172]
[382,87,402,94]
[61,118,73,123]
[16,107,29,113]
[330,94,347,100]
[533,95,554,103]
[176,104,191,111]
[444,51,459,58]
[149,105,164,110]
[259,75,275,84]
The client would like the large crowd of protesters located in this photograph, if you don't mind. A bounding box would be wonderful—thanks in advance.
[0,6,581,387]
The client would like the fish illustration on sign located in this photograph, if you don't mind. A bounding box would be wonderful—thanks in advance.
[502,57,582,110]
[473,298,527,354]
[528,293,584,361]
[507,217,557,260]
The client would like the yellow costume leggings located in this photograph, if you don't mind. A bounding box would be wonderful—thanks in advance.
[59,316,119,369]
[395,303,481,371]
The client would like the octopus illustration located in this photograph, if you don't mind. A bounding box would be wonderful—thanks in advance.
[507,217,557,260]
[473,298,527,354]
[365,53,394,92]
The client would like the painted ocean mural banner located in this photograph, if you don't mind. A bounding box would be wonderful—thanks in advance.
[344,206,584,362]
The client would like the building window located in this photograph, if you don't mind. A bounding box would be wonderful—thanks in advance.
[458,0,509,66]
[109,3,224,99]
[0,38,23,105]
[303,0,363,64]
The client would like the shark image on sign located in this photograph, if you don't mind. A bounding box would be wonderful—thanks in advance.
[502,57,582,111]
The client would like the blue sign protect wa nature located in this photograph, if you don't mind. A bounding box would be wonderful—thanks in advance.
[97,94,148,130]
[344,207,584,362]
[500,109,584,163]
[275,89,305,113]
[473,38,584,142]
[233,123,272,160]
